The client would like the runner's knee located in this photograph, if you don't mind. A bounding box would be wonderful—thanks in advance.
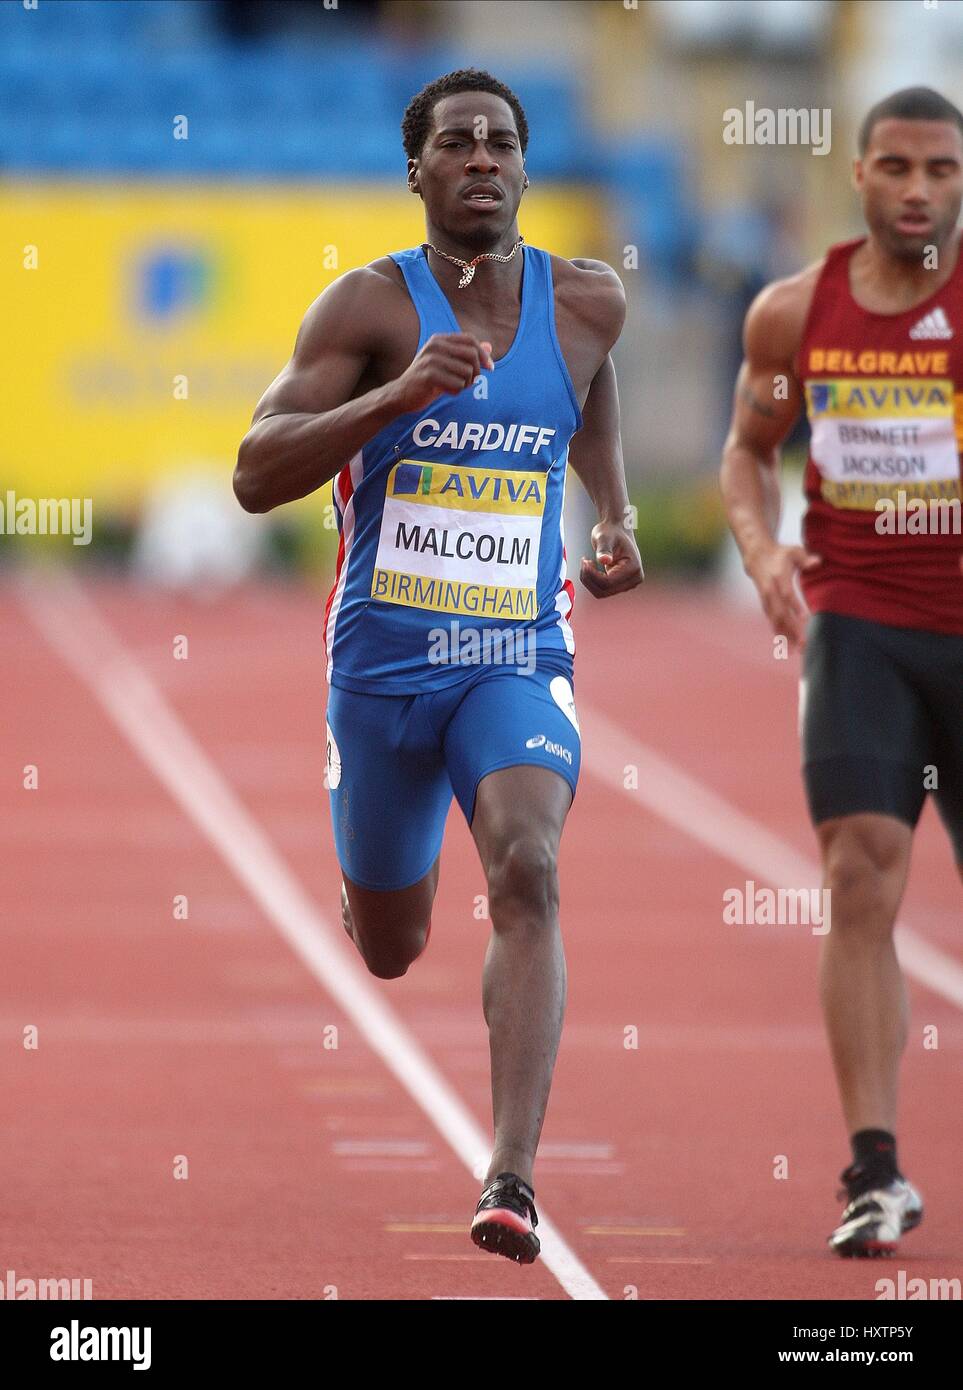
[817,817,909,931]
[487,835,559,927]
[355,917,430,978]
[343,875,434,978]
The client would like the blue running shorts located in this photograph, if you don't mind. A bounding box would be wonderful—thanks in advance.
[324,657,581,891]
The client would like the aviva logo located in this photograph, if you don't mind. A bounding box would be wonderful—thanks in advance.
[374,458,546,618]
[394,462,435,496]
[806,377,952,417]
[388,460,544,515]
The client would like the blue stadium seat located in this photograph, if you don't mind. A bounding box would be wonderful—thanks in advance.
[0,14,594,180]
[600,137,698,282]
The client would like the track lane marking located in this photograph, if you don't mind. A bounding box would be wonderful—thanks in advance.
[580,703,963,1010]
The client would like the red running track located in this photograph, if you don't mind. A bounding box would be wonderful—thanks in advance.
[1,574,960,1300]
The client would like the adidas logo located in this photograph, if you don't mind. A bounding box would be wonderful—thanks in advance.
[908,306,953,340]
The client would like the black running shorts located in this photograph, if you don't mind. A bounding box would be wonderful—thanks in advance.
[801,610,963,863]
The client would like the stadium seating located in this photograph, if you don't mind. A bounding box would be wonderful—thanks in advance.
[0,0,697,268]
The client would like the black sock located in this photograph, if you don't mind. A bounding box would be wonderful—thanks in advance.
[851,1128,900,1182]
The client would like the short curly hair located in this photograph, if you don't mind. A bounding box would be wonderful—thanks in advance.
[859,85,963,155]
[401,68,529,163]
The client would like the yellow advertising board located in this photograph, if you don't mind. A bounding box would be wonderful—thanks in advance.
[1,183,604,507]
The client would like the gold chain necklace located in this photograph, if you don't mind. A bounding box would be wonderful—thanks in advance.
[422,236,524,289]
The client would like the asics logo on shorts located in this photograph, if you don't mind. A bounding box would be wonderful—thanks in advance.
[525,733,573,765]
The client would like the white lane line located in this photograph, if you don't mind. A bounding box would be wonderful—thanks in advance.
[538,1142,614,1160]
[20,572,607,1303]
[332,1140,432,1158]
[580,703,963,1011]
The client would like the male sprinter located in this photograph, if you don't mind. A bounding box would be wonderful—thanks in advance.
[721,87,963,1258]
[234,69,641,1263]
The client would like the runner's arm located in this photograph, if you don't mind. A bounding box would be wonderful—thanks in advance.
[569,353,643,597]
[233,271,398,512]
[568,354,629,524]
[719,281,808,562]
[235,269,492,513]
[720,277,820,646]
